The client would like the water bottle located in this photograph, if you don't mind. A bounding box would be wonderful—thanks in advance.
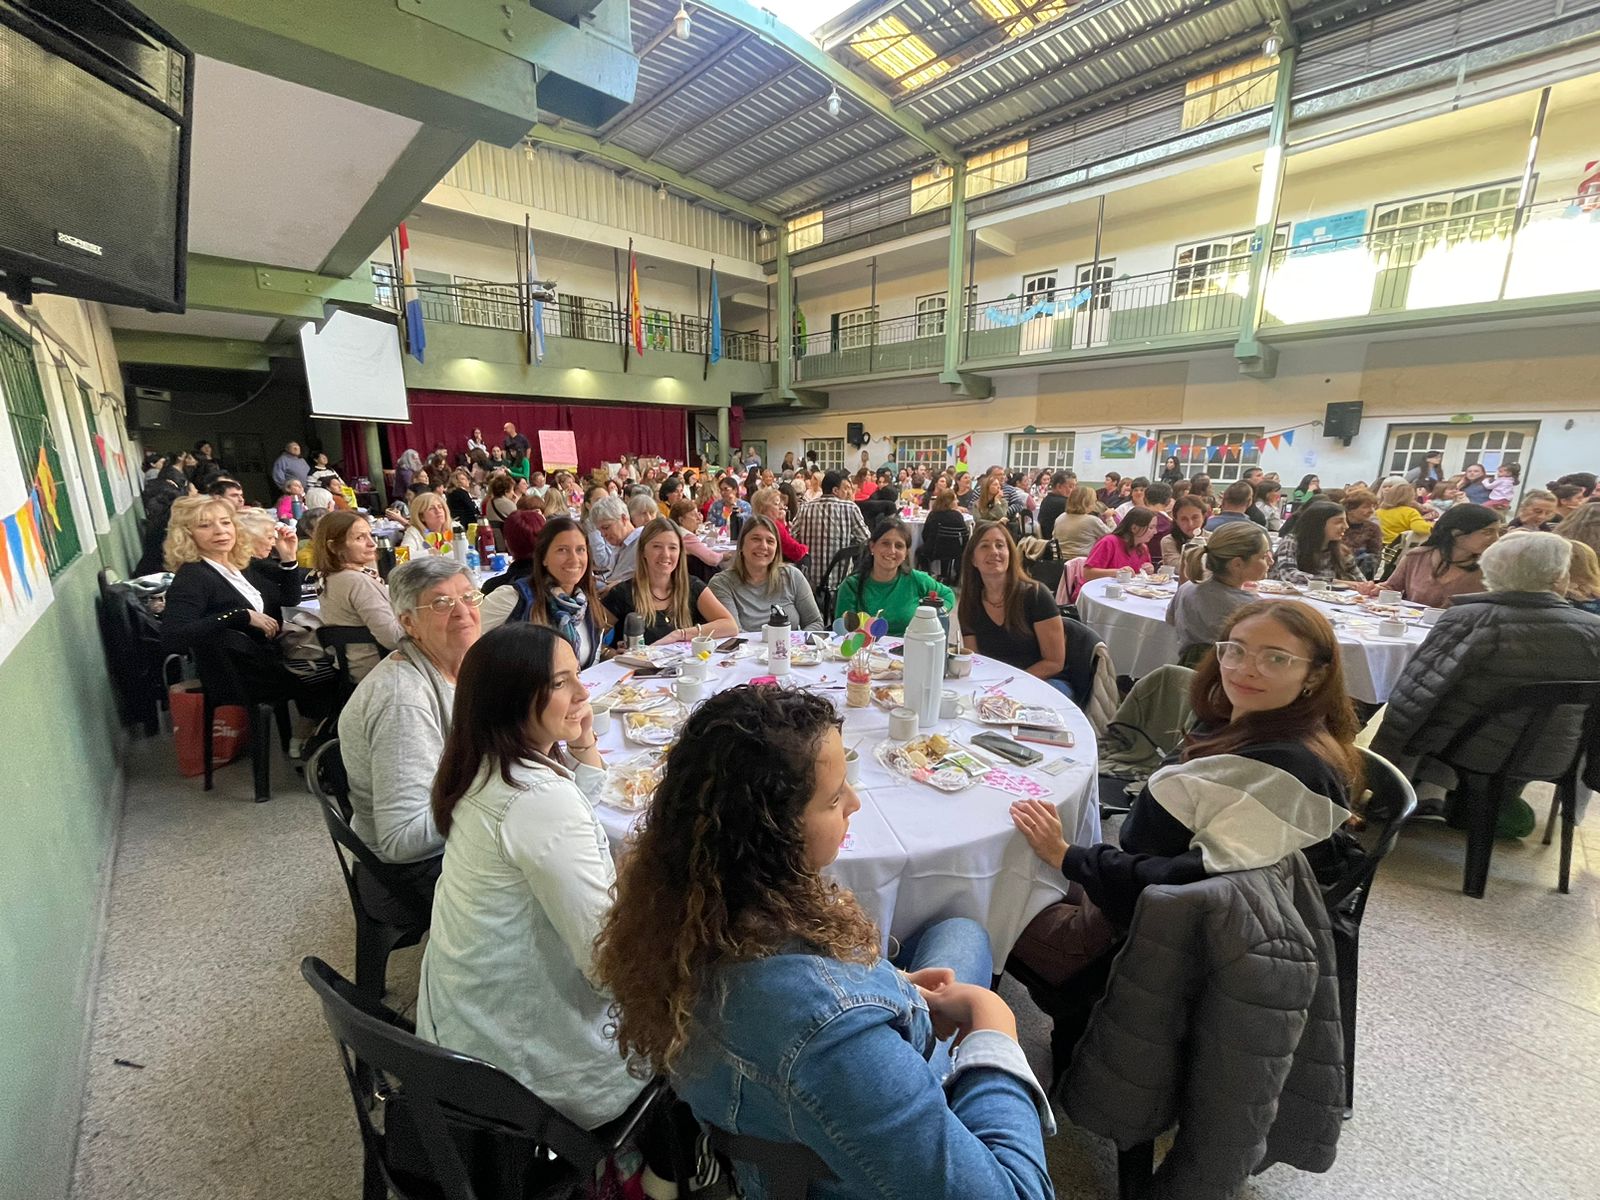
[464,546,480,573]
[766,604,791,676]
[902,605,946,729]
[623,612,645,655]
[450,521,467,565]
[374,532,396,581]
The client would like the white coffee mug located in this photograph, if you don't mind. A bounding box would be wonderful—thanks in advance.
[1104,583,1125,599]
[844,748,862,785]
[1378,618,1406,638]
[673,676,706,705]
[888,706,919,741]
[588,703,612,737]
[691,635,715,659]
[1378,589,1402,607]
[940,689,960,720]
[1421,606,1445,626]
[680,656,709,681]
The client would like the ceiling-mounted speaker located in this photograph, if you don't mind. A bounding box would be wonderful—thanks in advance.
[846,422,867,447]
[1323,401,1363,446]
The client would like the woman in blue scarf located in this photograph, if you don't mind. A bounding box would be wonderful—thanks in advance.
[480,516,606,666]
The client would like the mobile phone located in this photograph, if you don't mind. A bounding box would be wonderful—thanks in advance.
[1016,727,1075,749]
[972,732,1044,766]
[716,636,746,652]
[631,664,675,678]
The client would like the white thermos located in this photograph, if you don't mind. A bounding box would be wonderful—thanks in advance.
[902,605,946,729]
[766,605,791,676]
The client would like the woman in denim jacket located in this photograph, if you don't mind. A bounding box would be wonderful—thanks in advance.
[596,686,1055,1200]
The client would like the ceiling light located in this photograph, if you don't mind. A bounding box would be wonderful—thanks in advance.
[523,139,535,161]
[673,4,692,40]
[657,182,669,201]
[1263,34,1281,57]
[825,87,841,117]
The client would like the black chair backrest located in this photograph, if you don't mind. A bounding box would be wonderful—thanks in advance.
[190,628,263,707]
[818,540,867,616]
[704,1125,834,1200]
[301,956,624,1200]
[318,624,383,694]
[1323,748,1419,919]
[310,744,432,928]
[1442,679,1600,784]
[1058,615,1105,709]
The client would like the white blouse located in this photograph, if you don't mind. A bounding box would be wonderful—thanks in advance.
[204,557,263,612]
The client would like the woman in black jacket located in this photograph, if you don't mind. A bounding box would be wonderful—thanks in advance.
[160,497,332,724]
[1008,600,1363,988]
[445,468,481,528]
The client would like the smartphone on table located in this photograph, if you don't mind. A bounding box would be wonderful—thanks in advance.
[971,731,1044,766]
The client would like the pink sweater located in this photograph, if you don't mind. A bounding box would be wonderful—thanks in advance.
[1085,534,1152,574]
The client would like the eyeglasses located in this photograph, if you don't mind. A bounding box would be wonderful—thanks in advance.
[416,590,485,615]
[1214,641,1315,676]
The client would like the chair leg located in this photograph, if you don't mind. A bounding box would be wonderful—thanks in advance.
[361,1146,386,1200]
[275,702,292,753]
[251,702,274,802]
[354,918,407,1005]
[1117,1141,1154,1200]
[1336,930,1359,1117]
[202,698,215,792]
[1462,778,1500,899]
[1542,788,1561,846]
[1558,778,1577,895]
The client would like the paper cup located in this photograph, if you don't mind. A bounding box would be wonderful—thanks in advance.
[673,676,706,705]
[844,748,862,784]
[888,706,919,741]
[589,703,612,737]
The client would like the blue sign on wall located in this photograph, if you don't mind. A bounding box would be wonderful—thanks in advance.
[1289,209,1368,256]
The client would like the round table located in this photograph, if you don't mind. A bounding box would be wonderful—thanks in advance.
[1075,576,1428,704]
[898,510,972,560]
[581,642,1101,962]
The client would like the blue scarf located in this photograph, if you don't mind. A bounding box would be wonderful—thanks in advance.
[546,588,594,666]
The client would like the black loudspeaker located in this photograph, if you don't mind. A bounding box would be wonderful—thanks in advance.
[0,0,193,312]
[1324,401,1363,444]
[846,422,866,447]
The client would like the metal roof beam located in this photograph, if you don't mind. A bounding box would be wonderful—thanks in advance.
[185,255,377,321]
[526,125,781,225]
[598,31,754,142]
[815,0,908,51]
[673,72,833,176]
[651,62,809,164]
[691,0,960,164]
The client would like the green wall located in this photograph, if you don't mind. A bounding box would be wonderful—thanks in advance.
[0,506,137,1200]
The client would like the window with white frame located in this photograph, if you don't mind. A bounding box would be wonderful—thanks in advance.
[787,210,824,252]
[1464,427,1529,473]
[1371,181,1521,264]
[804,437,846,471]
[894,435,947,467]
[1172,229,1286,298]
[1387,429,1449,477]
[968,139,1028,198]
[455,276,520,330]
[1181,56,1279,129]
[835,306,878,351]
[371,262,399,309]
[680,313,705,355]
[1157,428,1264,483]
[913,289,976,338]
[1073,261,1116,311]
[1007,433,1076,473]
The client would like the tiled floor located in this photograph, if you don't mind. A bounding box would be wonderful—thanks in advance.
[71,738,1600,1199]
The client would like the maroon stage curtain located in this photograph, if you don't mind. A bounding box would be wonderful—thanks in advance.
[339,423,368,479]
[398,390,691,470]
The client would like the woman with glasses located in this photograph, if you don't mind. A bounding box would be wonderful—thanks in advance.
[336,558,483,909]
[602,518,737,645]
[1006,601,1364,1002]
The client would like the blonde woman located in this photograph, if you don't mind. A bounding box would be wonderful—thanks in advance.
[1376,481,1433,544]
[313,511,405,682]
[158,496,331,716]
[1054,485,1109,561]
[600,518,736,645]
[707,514,824,633]
[541,487,571,520]
[1164,523,1273,665]
[750,485,809,562]
[1566,539,1600,615]
[402,492,452,558]
[974,474,1008,523]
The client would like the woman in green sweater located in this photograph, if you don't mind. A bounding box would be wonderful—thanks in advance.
[833,517,955,636]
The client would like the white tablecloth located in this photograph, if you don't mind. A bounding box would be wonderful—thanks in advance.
[1075,577,1428,704]
[582,643,1100,961]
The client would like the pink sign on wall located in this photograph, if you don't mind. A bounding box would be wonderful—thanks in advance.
[538,429,578,471]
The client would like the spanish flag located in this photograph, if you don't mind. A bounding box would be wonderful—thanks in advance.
[628,241,645,356]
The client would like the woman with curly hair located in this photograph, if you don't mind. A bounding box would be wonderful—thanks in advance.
[595,686,1054,1200]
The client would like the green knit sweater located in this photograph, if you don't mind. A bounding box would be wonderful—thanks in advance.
[834,569,955,636]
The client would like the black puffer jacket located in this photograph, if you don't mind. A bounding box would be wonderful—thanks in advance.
[1370,591,1600,777]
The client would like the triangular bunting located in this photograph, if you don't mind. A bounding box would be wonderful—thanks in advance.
[1283,429,1295,446]
[0,519,13,606]
[4,514,32,600]
[1271,434,1283,450]
[34,447,61,531]
[19,500,46,573]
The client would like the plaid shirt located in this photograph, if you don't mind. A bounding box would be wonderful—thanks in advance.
[792,495,870,589]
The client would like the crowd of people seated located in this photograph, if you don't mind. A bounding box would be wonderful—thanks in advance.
[144,426,1600,1199]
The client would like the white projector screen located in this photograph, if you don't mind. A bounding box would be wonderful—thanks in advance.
[300,310,410,422]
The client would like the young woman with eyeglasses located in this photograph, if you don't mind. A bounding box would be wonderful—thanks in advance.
[1006,601,1364,1001]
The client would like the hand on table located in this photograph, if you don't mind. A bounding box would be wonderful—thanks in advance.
[1010,798,1068,870]
[1350,581,1380,597]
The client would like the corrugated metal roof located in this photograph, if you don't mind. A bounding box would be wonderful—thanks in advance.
[539,0,1507,221]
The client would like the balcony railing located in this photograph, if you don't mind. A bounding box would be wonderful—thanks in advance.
[1260,195,1600,327]
[794,311,948,383]
[391,280,774,364]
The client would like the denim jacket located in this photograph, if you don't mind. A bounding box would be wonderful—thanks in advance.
[672,950,1055,1200]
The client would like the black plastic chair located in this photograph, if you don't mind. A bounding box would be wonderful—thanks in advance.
[1432,680,1600,898]
[704,1125,833,1200]
[318,624,385,700]
[96,568,166,736]
[301,956,666,1200]
[307,740,432,1004]
[815,540,867,621]
[1057,615,1109,711]
[190,629,291,801]
[1326,748,1417,1115]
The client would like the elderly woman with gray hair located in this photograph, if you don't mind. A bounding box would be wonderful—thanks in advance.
[1372,531,1600,829]
[336,556,484,916]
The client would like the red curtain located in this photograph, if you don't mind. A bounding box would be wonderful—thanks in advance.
[397,390,691,470]
[339,423,368,479]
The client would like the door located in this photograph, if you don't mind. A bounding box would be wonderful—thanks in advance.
[1070,260,1116,348]
[1020,270,1058,353]
[1381,423,1538,492]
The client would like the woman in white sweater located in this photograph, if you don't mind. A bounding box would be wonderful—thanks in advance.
[417,623,645,1131]
[310,512,404,682]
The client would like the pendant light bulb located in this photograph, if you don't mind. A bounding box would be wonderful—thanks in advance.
[825,87,841,118]
[673,4,692,40]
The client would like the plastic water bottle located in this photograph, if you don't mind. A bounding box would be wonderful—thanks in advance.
[902,605,946,729]
[464,546,480,573]
[766,605,791,676]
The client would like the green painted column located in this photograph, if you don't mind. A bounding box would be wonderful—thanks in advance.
[716,407,730,466]
[940,164,969,384]
[364,421,388,507]
[1234,44,1297,377]
[776,227,795,399]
